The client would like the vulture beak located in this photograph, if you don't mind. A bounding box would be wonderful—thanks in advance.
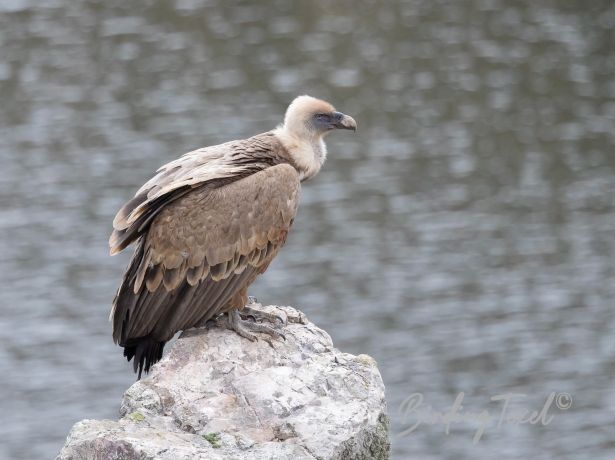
[331,111,357,131]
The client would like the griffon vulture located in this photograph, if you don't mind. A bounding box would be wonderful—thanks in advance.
[109,95,356,377]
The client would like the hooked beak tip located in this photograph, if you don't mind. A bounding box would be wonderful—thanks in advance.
[338,114,357,132]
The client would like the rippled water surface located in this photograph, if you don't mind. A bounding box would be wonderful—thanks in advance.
[1,1,615,458]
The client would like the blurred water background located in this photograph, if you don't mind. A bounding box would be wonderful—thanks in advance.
[1,1,614,458]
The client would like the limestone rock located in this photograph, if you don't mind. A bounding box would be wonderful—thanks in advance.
[57,305,389,459]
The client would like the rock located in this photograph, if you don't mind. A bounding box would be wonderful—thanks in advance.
[57,305,390,460]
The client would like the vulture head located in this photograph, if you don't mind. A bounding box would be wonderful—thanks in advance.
[283,95,357,139]
[275,95,356,181]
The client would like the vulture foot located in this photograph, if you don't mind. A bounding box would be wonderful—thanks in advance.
[241,304,287,325]
[221,309,286,342]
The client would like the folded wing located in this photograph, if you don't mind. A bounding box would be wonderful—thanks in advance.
[110,164,300,351]
[109,133,282,255]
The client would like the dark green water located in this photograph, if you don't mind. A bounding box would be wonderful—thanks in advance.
[1,1,614,458]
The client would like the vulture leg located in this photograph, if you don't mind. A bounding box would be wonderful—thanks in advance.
[220,309,286,342]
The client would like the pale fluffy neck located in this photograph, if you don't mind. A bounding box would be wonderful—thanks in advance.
[273,126,327,181]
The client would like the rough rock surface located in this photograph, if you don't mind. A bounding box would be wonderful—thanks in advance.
[57,305,389,459]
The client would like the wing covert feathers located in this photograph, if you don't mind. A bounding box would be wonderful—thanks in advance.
[109,132,287,255]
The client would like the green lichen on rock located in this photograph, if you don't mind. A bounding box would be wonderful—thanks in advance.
[355,354,377,368]
[202,432,221,448]
[127,411,145,422]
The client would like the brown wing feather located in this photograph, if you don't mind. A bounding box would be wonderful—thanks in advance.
[111,163,300,346]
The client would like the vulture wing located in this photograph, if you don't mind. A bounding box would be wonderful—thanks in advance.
[109,133,281,255]
[110,163,300,377]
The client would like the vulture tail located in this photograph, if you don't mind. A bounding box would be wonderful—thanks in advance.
[122,336,166,380]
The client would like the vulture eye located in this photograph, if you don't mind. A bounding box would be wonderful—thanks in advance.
[315,113,331,122]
